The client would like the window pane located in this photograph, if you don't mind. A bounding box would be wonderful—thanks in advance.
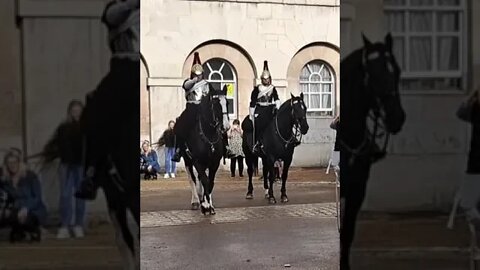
[410,0,433,6]
[311,94,321,109]
[384,0,405,6]
[304,93,310,109]
[322,94,332,109]
[210,82,221,91]
[300,67,310,81]
[227,98,234,114]
[437,36,459,71]
[310,83,321,93]
[311,74,321,82]
[222,64,234,80]
[393,37,405,69]
[300,83,308,93]
[310,63,322,73]
[320,67,332,81]
[410,37,432,71]
[211,73,222,80]
[409,12,433,32]
[437,12,459,32]
[321,83,332,93]
[207,59,222,71]
[385,11,405,32]
[438,0,460,6]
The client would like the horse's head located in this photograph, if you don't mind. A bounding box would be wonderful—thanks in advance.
[290,93,309,135]
[362,33,406,134]
[201,87,230,132]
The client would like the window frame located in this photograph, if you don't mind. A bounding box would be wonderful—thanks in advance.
[383,0,468,94]
[203,58,238,119]
[299,60,336,117]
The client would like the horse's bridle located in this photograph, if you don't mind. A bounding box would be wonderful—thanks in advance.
[339,47,394,165]
[198,94,226,152]
[274,99,305,148]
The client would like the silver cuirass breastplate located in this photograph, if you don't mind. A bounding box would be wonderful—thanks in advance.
[186,80,209,103]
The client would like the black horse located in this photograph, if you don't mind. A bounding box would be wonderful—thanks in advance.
[183,88,230,215]
[339,33,406,270]
[242,93,309,204]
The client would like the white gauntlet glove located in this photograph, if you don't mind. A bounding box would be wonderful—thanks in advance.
[249,107,255,121]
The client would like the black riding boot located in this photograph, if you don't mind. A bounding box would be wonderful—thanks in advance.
[171,147,183,162]
[75,167,98,200]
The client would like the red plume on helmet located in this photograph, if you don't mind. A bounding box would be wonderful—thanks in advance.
[261,60,271,79]
[190,52,204,79]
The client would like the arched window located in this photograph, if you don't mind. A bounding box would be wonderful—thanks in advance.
[202,58,237,118]
[299,60,335,117]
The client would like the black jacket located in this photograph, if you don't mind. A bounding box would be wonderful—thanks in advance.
[158,129,176,148]
[44,121,83,165]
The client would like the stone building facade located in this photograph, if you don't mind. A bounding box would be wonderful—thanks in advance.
[140,0,340,167]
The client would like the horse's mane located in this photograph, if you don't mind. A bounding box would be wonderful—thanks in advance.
[278,99,293,114]
[341,48,363,75]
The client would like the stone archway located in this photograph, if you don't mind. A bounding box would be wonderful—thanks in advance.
[182,41,257,121]
[286,43,340,115]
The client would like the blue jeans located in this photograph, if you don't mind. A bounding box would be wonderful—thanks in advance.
[165,147,176,174]
[59,164,86,227]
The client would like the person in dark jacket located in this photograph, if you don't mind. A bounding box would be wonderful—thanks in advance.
[140,141,160,180]
[460,89,480,224]
[1,150,47,242]
[43,100,87,239]
[157,120,177,179]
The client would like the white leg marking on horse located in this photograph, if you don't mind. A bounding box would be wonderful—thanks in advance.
[186,168,200,204]
[201,195,210,209]
[209,194,213,207]
[264,189,269,196]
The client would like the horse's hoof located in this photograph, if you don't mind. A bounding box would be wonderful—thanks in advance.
[246,193,253,199]
[281,195,289,203]
[264,193,269,199]
[210,208,216,215]
[268,197,277,204]
[200,205,207,215]
[191,203,200,210]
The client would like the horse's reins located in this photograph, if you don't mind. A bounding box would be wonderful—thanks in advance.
[198,94,226,152]
[274,99,304,148]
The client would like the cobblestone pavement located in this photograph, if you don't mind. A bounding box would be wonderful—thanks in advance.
[141,168,339,269]
[141,202,337,228]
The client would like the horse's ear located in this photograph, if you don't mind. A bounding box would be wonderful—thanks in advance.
[385,32,393,52]
[290,93,294,99]
[300,92,304,100]
[362,32,372,48]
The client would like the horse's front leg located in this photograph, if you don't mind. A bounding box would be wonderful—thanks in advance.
[246,154,254,199]
[193,162,211,215]
[341,169,370,270]
[263,158,269,199]
[207,161,221,215]
[265,158,276,204]
[185,164,200,210]
[280,156,292,203]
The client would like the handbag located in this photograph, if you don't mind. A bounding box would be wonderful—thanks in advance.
[456,94,477,123]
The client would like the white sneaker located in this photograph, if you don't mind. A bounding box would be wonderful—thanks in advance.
[164,173,170,179]
[56,227,70,239]
[170,173,175,178]
[73,226,85,238]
